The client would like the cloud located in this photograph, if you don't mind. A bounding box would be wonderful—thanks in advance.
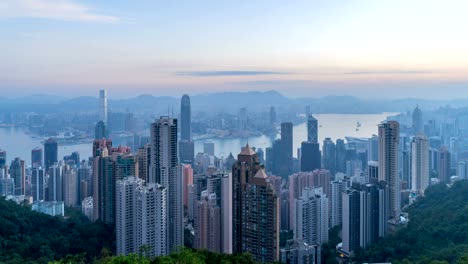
[176,70,289,76]
[344,70,433,75]
[0,0,119,23]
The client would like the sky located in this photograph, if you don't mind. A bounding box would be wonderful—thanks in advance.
[2,0,468,99]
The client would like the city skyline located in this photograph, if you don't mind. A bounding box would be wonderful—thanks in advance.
[2,0,468,98]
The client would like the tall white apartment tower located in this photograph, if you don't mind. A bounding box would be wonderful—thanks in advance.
[116,176,143,256]
[411,136,429,194]
[116,177,167,257]
[293,187,329,245]
[150,117,183,254]
[99,89,108,124]
[378,121,401,221]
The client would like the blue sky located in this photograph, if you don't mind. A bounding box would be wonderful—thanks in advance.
[2,0,468,98]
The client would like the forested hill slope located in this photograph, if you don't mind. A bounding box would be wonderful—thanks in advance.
[354,180,468,264]
[0,198,114,264]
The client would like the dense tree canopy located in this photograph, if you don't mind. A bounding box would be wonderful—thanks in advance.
[354,180,468,263]
[0,197,114,264]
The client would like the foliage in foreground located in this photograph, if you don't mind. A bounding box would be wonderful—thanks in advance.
[52,248,267,264]
[353,180,468,263]
[0,197,114,264]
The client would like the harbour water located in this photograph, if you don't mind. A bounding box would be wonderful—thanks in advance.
[0,113,393,166]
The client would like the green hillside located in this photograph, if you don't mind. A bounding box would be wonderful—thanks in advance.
[353,180,468,263]
[0,198,114,264]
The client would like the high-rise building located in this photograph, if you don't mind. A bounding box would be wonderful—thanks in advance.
[293,187,329,245]
[137,144,151,182]
[330,177,350,228]
[342,183,387,256]
[367,161,379,183]
[288,170,331,231]
[181,94,191,141]
[270,106,277,125]
[99,89,108,124]
[367,135,379,162]
[322,138,336,176]
[411,136,429,194]
[150,117,183,254]
[300,142,321,172]
[63,167,78,207]
[203,142,215,156]
[183,164,193,208]
[10,157,26,195]
[412,105,423,134]
[232,145,279,262]
[116,176,167,257]
[0,149,6,167]
[31,147,43,168]
[307,115,318,143]
[92,140,114,223]
[44,138,58,171]
[179,95,194,164]
[115,154,138,181]
[438,147,451,183]
[48,164,63,201]
[179,140,194,165]
[457,160,468,180]
[278,122,293,177]
[336,139,346,173]
[64,152,80,167]
[95,120,108,140]
[31,167,46,201]
[378,121,401,221]
[194,191,221,253]
[342,188,359,255]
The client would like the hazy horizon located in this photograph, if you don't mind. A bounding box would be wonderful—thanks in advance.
[2,0,468,99]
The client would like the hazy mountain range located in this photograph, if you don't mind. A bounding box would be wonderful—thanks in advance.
[0,90,466,114]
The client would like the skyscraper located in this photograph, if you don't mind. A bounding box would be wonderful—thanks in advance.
[137,144,151,182]
[31,167,46,201]
[378,121,401,221]
[336,139,346,173]
[63,167,78,207]
[288,170,331,230]
[203,142,215,156]
[342,183,387,256]
[194,191,221,253]
[95,120,108,140]
[293,187,329,245]
[31,147,43,168]
[116,176,167,257]
[279,122,293,177]
[300,142,321,172]
[330,177,350,228]
[0,149,6,168]
[44,138,58,171]
[412,105,423,134]
[411,136,429,194]
[270,106,277,125]
[10,157,25,195]
[48,164,63,202]
[322,138,336,176]
[307,115,318,143]
[181,94,191,141]
[99,89,108,124]
[150,117,183,254]
[179,95,194,164]
[232,145,279,262]
[438,147,451,184]
[367,135,379,162]
[183,164,193,208]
